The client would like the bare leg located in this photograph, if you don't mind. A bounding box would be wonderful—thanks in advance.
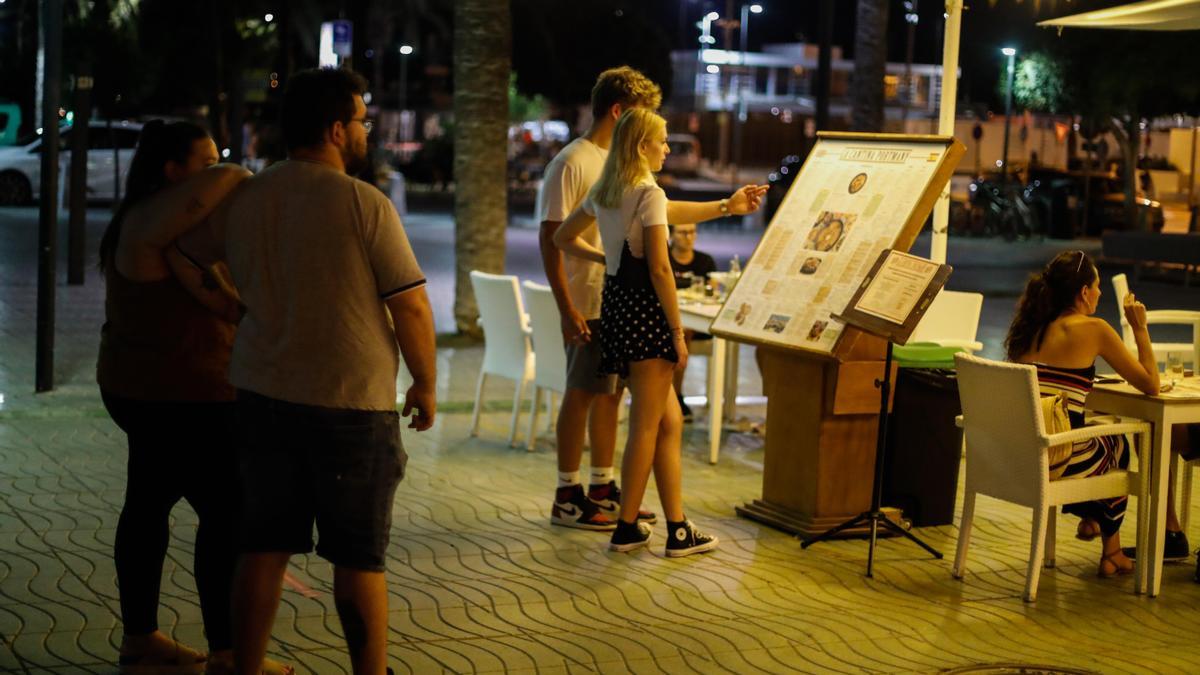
[232,553,291,675]
[652,388,685,522]
[1099,532,1134,576]
[333,567,390,675]
[671,333,694,400]
[618,359,675,524]
[556,388,596,473]
[587,391,622,471]
[1167,477,1182,533]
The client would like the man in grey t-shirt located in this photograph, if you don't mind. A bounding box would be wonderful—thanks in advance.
[180,68,435,675]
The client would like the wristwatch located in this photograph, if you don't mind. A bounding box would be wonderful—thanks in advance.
[719,198,730,215]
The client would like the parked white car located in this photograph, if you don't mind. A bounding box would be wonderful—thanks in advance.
[0,120,142,205]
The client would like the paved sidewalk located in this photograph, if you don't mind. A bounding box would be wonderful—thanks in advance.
[4,207,1200,673]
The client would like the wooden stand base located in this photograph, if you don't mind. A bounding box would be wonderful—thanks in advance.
[736,500,903,538]
[738,343,898,536]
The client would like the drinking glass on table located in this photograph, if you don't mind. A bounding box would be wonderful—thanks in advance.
[1166,353,1185,386]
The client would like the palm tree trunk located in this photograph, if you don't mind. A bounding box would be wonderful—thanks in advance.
[850,0,889,132]
[452,0,511,335]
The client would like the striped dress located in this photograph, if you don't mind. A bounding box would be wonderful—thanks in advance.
[1036,363,1131,537]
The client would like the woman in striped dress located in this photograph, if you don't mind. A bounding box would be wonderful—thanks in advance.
[1005,250,1160,577]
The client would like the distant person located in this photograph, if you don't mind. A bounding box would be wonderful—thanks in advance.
[96,121,283,673]
[1005,250,1159,578]
[555,107,765,557]
[668,222,716,422]
[537,66,764,532]
[178,68,436,675]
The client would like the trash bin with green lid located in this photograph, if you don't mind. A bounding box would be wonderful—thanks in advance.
[883,343,967,527]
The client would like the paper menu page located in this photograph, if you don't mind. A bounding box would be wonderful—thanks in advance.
[712,137,949,353]
[854,251,940,325]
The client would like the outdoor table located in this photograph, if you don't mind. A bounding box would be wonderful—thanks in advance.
[679,297,741,464]
[1086,376,1200,597]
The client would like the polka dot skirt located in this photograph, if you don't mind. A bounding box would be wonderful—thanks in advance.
[598,276,678,379]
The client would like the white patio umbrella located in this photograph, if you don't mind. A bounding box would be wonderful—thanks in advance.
[1037,0,1200,31]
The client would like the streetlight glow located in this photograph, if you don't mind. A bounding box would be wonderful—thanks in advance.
[399,44,414,55]
[706,11,720,20]
[706,65,720,74]
[750,4,763,13]
[264,13,274,22]
[1001,47,1017,57]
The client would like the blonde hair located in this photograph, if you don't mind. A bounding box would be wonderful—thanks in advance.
[589,108,666,209]
[590,66,662,119]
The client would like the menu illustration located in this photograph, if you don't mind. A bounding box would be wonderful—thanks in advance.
[711,133,962,355]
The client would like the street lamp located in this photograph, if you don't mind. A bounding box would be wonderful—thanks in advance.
[697,11,719,45]
[399,44,414,112]
[733,3,763,187]
[1000,46,1017,184]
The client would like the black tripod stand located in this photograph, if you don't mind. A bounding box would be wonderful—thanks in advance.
[801,341,943,577]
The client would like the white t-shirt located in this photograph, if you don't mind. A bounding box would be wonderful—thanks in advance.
[583,182,669,277]
[221,160,425,411]
[536,137,607,320]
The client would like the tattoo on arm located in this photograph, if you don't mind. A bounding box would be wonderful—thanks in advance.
[185,197,206,215]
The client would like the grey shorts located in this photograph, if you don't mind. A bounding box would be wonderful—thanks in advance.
[565,319,620,395]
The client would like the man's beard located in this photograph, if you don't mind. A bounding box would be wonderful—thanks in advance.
[343,144,368,176]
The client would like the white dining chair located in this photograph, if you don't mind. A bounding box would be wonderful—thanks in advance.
[908,290,985,353]
[1112,273,1200,368]
[522,281,567,451]
[469,271,535,447]
[952,353,1151,602]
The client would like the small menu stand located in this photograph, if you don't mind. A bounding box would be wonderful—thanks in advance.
[800,249,953,577]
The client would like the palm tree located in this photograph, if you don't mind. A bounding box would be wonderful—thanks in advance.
[451,0,511,335]
[849,0,889,132]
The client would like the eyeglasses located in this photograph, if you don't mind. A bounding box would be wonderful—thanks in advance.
[1075,250,1085,272]
[350,117,374,134]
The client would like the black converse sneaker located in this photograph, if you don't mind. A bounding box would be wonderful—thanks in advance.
[609,519,653,552]
[551,484,616,531]
[665,519,719,557]
[587,481,657,523]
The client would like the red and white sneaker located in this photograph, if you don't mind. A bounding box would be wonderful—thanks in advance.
[551,484,616,531]
[587,481,657,524]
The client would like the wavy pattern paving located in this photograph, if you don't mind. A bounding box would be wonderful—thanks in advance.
[4,241,1200,674]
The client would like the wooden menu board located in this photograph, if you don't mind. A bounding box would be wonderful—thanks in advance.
[711,132,964,357]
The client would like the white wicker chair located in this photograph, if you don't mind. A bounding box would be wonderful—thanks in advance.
[952,353,1152,602]
[469,271,535,447]
[521,281,567,451]
[908,290,985,353]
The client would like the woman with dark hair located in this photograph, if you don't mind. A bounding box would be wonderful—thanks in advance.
[1005,250,1159,578]
[96,120,286,674]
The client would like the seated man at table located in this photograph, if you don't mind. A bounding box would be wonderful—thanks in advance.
[669,223,717,422]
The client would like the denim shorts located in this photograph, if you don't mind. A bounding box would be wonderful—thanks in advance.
[234,390,407,571]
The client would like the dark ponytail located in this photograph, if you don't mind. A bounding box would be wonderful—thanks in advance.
[1005,250,1098,360]
[98,120,210,272]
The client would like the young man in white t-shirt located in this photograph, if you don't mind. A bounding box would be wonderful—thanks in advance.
[537,67,663,530]
[538,67,768,531]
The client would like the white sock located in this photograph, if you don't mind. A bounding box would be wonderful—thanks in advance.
[590,467,614,486]
[558,471,581,488]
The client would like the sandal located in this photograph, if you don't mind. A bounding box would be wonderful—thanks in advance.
[1075,518,1101,542]
[1098,552,1135,578]
[119,635,207,675]
[205,652,295,675]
